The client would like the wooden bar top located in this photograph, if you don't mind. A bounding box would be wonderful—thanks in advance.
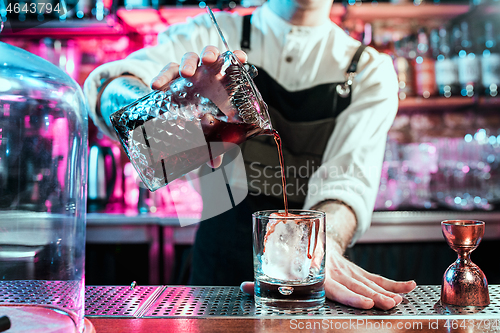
[89,317,500,333]
[84,285,500,332]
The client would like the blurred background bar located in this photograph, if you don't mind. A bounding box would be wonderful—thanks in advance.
[1,0,500,287]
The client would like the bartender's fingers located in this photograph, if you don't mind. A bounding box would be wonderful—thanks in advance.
[200,45,220,65]
[332,274,397,310]
[325,251,410,310]
[179,52,200,77]
[355,275,404,305]
[200,45,247,65]
[361,271,416,294]
[152,48,248,90]
[151,62,180,90]
[240,281,254,295]
[207,155,224,168]
[325,278,374,309]
[233,50,248,63]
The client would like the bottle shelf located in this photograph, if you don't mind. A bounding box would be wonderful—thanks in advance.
[0,18,125,38]
[343,3,470,22]
[0,3,473,39]
[479,96,500,107]
[398,96,500,112]
[448,2,500,25]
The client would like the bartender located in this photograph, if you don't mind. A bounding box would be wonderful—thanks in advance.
[84,0,416,310]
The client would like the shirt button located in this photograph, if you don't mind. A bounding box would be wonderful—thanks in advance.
[285,56,293,63]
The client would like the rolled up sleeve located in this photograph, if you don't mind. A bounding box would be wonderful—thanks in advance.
[83,58,162,138]
[303,50,398,245]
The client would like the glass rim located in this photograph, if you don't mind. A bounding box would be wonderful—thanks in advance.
[252,209,325,219]
[441,220,485,226]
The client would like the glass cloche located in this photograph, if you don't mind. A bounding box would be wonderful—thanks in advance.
[0,40,88,332]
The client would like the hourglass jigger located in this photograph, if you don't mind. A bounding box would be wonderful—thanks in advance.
[441,220,490,306]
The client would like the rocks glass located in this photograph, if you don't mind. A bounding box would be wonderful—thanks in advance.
[253,210,326,310]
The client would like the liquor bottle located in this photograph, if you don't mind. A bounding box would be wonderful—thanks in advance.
[433,27,460,97]
[393,37,415,100]
[455,22,481,97]
[481,21,500,97]
[413,28,437,98]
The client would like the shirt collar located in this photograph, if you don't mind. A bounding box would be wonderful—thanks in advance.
[260,2,334,37]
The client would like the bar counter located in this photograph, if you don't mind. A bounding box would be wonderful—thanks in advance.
[85,211,500,285]
[86,285,500,333]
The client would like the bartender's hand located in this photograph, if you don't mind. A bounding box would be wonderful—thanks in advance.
[308,201,415,310]
[324,240,416,310]
[151,46,247,169]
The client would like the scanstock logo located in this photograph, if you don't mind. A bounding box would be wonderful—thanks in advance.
[129,138,249,228]
[0,0,84,33]
[181,144,249,227]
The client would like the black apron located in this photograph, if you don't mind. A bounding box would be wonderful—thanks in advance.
[190,15,366,285]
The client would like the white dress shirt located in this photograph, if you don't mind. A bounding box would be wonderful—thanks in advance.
[83,3,399,244]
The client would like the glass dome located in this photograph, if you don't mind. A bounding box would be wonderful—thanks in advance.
[0,41,88,332]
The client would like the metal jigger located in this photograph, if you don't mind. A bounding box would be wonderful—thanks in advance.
[441,220,490,306]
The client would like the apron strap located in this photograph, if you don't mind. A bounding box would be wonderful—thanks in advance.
[336,43,367,99]
[241,14,252,51]
[347,44,367,74]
